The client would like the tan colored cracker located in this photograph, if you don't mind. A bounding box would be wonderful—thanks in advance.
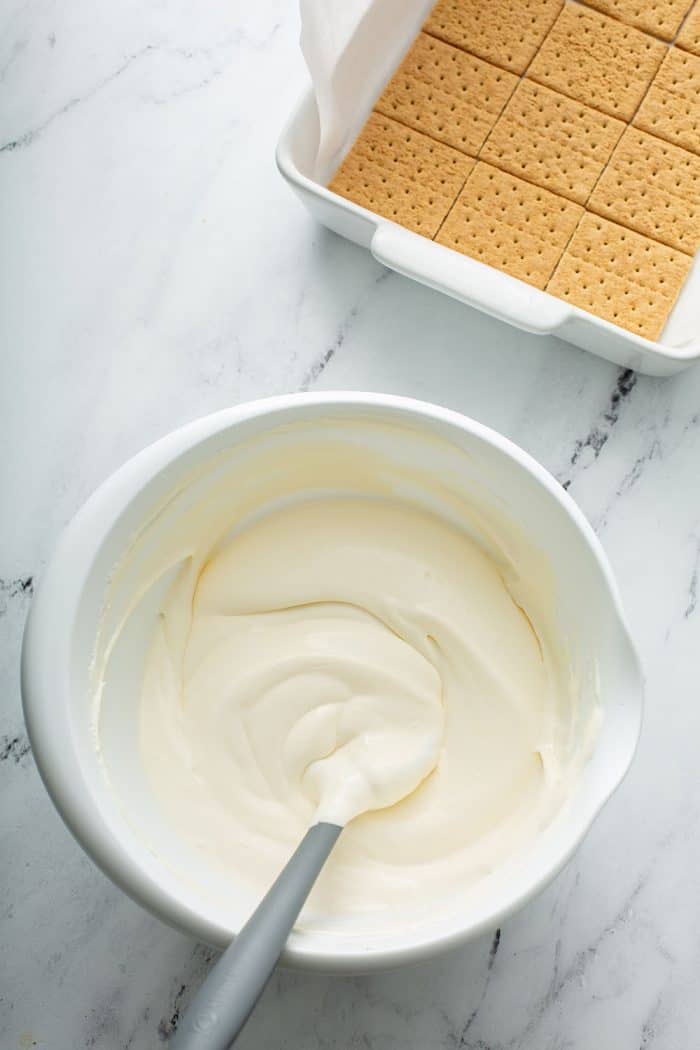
[374,32,517,157]
[588,127,700,254]
[578,0,692,42]
[435,162,583,288]
[424,0,563,75]
[677,2,700,58]
[634,47,700,156]
[328,113,474,238]
[527,4,666,121]
[547,213,692,340]
[481,80,625,204]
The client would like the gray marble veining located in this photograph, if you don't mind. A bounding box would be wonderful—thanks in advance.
[2,2,700,1048]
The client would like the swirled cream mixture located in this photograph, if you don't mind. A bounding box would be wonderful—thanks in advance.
[98,420,597,933]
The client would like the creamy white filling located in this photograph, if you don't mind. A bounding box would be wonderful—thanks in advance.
[141,496,571,922]
[96,420,598,933]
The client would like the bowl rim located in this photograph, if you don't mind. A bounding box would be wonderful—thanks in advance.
[21,391,644,972]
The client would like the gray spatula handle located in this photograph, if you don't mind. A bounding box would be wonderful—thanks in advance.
[171,821,342,1050]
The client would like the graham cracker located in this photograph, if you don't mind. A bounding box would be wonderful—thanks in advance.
[481,79,625,204]
[375,32,518,157]
[435,162,583,288]
[527,4,666,121]
[547,213,692,340]
[424,0,563,75]
[588,126,700,254]
[634,47,700,156]
[579,0,692,42]
[328,113,474,237]
[677,2,700,57]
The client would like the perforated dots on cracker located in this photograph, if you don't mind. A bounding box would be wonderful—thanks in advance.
[634,48,700,157]
[527,4,666,121]
[435,162,583,288]
[547,214,692,340]
[481,80,625,204]
[579,0,693,42]
[375,33,518,157]
[589,127,700,254]
[677,2,700,58]
[328,113,474,238]
[424,0,563,75]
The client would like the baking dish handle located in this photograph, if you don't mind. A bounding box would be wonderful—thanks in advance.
[370,224,569,335]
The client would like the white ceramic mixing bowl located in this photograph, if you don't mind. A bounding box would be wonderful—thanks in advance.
[21,393,643,973]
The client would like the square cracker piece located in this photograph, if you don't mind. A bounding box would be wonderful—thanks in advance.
[375,33,517,157]
[578,0,692,42]
[481,79,625,204]
[547,213,692,340]
[634,47,700,157]
[328,113,474,238]
[424,0,562,75]
[435,162,583,288]
[527,4,666,121]
[588,126,700,254]
[677,2,700,58]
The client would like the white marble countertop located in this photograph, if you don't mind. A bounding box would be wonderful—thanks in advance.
[3,2,700,1048]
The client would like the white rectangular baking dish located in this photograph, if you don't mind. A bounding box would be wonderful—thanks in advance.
[277,5,700,377]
